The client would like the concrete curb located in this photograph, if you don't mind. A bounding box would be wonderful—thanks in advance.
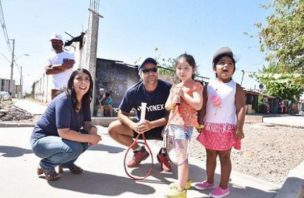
[262,122,304,129]
[275,161,304,198]
[0,122,35,127]
[92,116,117,127]
[267,124,304,129]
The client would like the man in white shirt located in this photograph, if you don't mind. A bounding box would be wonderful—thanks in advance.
[45,34,75,99]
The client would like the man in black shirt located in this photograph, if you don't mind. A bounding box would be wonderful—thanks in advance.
[108,57,172,171]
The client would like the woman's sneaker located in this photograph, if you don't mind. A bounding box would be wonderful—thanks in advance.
[209,187,230,198]
[193,180,215,190]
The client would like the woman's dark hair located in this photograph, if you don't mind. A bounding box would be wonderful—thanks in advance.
[175,53,196,79]
[66,68,93,109]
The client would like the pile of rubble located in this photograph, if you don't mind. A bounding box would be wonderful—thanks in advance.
[0,101,33,122]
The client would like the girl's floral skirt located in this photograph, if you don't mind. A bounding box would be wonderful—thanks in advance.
[196,122,241,151]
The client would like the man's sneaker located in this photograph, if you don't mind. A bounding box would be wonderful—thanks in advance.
[209,187,230,198]
[157,152,172,172]
[127,148,149,168]
[194,180,215,190]
[169,179,192,190]
[166,187,187,198]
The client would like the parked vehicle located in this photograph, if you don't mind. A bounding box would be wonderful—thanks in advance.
[0,91,12,101]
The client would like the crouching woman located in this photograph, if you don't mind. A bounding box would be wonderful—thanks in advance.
[30,68,102,181]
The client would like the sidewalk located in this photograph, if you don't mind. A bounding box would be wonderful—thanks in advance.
[0,126,280,198]
[263,115,304,128]
[13,99,47,116]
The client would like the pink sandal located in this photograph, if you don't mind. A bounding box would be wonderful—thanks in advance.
[210,186,230,198]
[194,180,215,190]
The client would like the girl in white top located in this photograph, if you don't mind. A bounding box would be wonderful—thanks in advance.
[195,47,246,198]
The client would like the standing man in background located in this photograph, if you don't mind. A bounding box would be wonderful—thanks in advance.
[45,34,75,99]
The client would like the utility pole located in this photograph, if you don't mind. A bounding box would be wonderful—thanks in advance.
[84,0,103,115]
[19,65,23,98]
[9,39,15,96]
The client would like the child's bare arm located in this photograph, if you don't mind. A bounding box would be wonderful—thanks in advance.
[235,83,246,139]
[197,85,207,126]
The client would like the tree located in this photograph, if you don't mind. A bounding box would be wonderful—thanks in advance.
[257,0,304,71]
[255,0,304,100]
[253,65,303,102]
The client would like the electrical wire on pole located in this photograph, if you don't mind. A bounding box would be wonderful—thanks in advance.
[0,0,12,52]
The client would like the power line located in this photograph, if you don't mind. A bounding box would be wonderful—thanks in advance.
[0,0,12,52]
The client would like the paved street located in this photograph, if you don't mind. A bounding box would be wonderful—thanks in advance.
[0,126,280,198]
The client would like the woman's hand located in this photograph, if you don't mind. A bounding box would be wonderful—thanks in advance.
[88,126,98,135]
[89,134,102,145]
[84,121,97,135]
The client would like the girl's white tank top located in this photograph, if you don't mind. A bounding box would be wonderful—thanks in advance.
[205,79,237,125]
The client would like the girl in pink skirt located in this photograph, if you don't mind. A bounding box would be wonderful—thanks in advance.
[195,47,246,198]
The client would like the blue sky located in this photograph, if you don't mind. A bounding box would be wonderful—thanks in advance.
[0,0,270,93]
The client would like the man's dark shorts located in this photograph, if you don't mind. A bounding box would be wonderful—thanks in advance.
[133,126,164,140]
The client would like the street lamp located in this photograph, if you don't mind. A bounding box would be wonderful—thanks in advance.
[0,52,29,64]
[241,69,245,86]
[16,54,30,60]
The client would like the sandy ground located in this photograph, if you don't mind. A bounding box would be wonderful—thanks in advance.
[189,123,304,185]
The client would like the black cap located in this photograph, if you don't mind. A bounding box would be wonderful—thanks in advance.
[138,57,157,71]
[212,47,234,64]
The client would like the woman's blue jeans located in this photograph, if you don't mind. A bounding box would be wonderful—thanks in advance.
[31,136,88,171]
